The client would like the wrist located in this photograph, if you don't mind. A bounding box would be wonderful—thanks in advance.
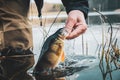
[68,10,85,18]
[69,10,84,15]
[68,10,86,22]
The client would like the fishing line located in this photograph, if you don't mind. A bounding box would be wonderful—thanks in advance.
[45,8,63,38]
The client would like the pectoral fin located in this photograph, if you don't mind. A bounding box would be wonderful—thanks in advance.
[61,51,65,62]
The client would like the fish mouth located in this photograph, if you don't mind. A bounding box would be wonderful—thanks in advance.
[58,34,66,40]
[59,28,69,39]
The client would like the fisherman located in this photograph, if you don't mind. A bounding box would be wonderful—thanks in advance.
[0,0,89,80]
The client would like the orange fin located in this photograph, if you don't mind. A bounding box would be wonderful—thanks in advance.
[61,51,65,62]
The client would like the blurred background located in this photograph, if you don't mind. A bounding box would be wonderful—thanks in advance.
[29,0,120,25]
[29,0,120,80]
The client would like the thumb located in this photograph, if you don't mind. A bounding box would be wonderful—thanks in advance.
[64,16,76,33]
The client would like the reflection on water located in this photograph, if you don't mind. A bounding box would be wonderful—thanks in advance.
[32,23,120,80]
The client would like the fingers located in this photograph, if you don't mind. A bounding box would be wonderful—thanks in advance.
[64,15,76,34]
[64,10,87,39]
[66,23,87,39]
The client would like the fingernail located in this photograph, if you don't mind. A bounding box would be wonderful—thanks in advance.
[61,27,70,37]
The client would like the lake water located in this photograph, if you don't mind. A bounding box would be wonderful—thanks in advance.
[32,23,120,80]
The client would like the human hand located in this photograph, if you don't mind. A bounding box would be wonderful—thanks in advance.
[64,10,87,39]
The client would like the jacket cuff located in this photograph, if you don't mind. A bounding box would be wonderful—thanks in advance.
[62,0,89,19]
[66,6,89,19]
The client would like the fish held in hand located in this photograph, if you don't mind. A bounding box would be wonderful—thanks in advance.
[33,28,68,78]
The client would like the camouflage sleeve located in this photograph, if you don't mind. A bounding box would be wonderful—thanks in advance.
[61,0,89,19]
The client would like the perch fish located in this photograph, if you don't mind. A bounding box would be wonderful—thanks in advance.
[33,28,68,79]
